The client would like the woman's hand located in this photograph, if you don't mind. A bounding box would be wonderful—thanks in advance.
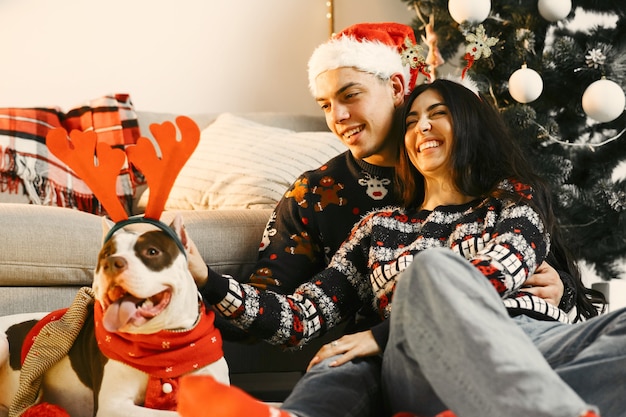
[523,261,563,306]
[307,330,381,371]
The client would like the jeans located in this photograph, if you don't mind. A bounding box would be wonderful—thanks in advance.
[383,247,625,417]
[517,313,626,417]
[282,355,384,417]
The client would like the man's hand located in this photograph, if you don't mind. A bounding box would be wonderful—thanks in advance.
[185,234,209,288]
[523,261,563,306]
[307,330,381,371]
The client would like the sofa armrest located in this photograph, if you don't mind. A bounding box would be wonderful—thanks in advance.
[0,204,101,288]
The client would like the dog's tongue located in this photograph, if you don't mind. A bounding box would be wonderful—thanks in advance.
[102,296,142,332]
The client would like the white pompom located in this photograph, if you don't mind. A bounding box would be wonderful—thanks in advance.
[508,65,543,103]
[582,78,626,123]
[538,0,572,22]
[448,0,491,24]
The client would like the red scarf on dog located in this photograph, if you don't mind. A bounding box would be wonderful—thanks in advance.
[94,302,223,410]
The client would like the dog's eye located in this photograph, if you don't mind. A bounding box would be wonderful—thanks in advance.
[145,247,161,257]
[99,248,114,261]
[99,241,115,259]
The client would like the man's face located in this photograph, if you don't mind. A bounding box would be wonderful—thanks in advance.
[314,68,404,167]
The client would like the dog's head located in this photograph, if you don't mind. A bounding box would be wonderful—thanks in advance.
[92,214,200,335]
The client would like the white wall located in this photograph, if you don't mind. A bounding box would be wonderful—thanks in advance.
[334,0,412,34]
[0,0,410,116]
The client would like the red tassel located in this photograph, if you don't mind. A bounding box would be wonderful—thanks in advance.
[462,52,475,79]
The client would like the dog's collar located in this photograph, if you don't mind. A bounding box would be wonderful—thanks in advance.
[103,217,187,259]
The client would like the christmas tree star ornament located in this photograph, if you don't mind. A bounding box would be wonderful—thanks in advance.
[508,64,544,103]
[585,47,607,69]
[462,24,498,78]
[582,77,626,123]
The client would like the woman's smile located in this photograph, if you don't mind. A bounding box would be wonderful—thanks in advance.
[417,139,442,153]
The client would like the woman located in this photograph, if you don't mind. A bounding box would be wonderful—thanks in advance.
[375,79,606,417]
[188,80,619,417]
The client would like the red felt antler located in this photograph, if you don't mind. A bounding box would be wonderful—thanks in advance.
[126,116,200,220]
[46,128,129,222]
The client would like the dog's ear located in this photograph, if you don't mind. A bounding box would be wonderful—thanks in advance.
[101,217,115,242]
[169,214,189,249]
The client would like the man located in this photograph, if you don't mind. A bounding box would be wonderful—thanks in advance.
[188,22,573,417]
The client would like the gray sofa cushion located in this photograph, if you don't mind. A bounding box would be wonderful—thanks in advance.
[0,204,100,287]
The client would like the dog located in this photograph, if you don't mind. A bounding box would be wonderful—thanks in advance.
[0,214,228,417]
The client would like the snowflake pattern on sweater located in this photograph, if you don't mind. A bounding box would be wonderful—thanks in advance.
[206,179,569,348]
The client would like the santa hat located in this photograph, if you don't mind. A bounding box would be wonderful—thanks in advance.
[307,22,425,96]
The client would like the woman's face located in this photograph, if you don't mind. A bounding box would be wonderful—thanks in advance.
[404,88,454,179]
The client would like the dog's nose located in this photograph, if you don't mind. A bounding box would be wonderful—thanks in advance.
[106,255,128,274]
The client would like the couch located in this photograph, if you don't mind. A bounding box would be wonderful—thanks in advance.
[0,107,348,401]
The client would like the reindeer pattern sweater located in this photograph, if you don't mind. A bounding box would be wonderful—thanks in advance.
[203,179,570,349]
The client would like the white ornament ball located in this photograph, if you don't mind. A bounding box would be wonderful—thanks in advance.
[508,66,543,103]
[448,0,491,24]
[538,0,572,22]
[582,78,626,123]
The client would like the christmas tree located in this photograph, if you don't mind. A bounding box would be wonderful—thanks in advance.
[401,0,626,280]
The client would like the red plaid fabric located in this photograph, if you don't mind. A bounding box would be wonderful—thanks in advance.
[0,94,140,215]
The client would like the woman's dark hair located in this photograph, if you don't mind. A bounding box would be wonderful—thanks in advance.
[395,79,604,319]
[396,79,548,210]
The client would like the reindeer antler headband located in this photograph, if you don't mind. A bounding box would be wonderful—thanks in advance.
[46,116,200,254]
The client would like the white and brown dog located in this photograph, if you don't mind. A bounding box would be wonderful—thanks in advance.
[0,214,228,417]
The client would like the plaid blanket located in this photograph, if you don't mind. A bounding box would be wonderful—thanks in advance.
[0,94,141,215]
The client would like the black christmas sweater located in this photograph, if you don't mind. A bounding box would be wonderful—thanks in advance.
[202,179,570,349]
